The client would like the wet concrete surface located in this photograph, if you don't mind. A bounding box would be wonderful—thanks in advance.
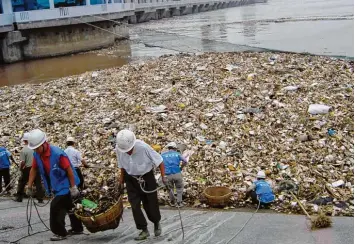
[0,198,353,244]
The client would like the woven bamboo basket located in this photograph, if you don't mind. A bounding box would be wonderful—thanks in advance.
[75,196,123,233]
[203,186,232,207]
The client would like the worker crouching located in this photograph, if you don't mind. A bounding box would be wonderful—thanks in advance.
[26,129,83,241]
[116,129,166,241]
[245,171,275,208]
[161,142,187,207]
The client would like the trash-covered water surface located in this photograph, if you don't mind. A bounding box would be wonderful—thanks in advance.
[0,52,353,216]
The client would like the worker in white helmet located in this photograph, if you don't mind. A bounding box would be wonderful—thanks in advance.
[14,132,44,203]
[64,137,89,190]
[161,142,188,207]
[26,129,83,241]
[116,129,166,241]
[245,170,275,208]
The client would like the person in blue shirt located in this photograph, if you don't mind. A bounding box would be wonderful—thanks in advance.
[245,171,275,208]
[161,142,188,207]
[0,146,17,194]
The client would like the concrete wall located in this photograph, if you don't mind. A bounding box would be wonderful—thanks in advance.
[0,21,128,62]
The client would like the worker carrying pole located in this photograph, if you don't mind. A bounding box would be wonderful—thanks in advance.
[14,132,44,203]
[26,129,83,241]
[116,129,167,241]
[161,142,188,207]
[64,136,89,191]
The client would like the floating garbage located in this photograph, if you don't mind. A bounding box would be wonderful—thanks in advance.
[0,52,353,216]
[308,104,331,115]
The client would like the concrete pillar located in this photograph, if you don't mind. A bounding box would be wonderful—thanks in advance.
[170,7,180,16]
[128,14,137,23]
[49,0,55,9]
[0,31,25,63]
[198,4,203,12]
[192,5,198,13]
[86,0,91,5]
[162,9,171,18]
[149,11,158,20]
[2,0,13,13]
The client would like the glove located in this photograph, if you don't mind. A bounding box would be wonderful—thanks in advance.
[70,186,80,199]
[26,186,33,197]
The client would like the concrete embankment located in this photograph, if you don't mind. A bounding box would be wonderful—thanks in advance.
[0,0,261,64]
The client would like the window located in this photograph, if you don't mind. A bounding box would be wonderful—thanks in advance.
[90,0,111,4]
[54,0,86,7]
[12,0,50,12]
[0,1,3,13]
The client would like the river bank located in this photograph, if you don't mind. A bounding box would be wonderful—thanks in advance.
[1,0,353,87]
[0,52,353,216]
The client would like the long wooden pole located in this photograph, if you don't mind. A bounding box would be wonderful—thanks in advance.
[290,192,311,219]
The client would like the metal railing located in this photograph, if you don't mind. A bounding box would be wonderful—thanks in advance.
[10,0,234,24]
[135,0,228,9]
[14,3,134,23]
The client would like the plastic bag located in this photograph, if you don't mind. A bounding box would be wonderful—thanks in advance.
[308,104,331,115]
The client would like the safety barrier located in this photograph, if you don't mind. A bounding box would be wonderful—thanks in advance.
[13,3,134,23]
[10,0,234,24]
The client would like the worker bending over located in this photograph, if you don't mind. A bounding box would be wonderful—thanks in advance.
[14,132,44,203]
[0,144,17,194]
[64,137,89,190]
[116,129,166,241]
[26,129,83,241]
[245,171,275,208]
[161,142,187,207]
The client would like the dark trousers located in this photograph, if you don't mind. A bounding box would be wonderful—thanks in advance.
[0,168,10,192]
[75,168,84,190]
[50,193,83,237]
[124,170,161,230]
[248,191,271,208]
[16,167,44,201]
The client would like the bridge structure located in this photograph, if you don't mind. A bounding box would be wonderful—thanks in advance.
[0,0,257,63]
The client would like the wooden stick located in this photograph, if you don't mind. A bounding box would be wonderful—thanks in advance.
[290,192,312,219]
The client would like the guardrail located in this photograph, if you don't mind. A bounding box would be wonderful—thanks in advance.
[14,3,134,23]
[135,0,228,8]
[12,0,234,24]
[0,14,13,27]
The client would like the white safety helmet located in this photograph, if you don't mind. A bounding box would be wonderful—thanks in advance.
[28,129,47,150]
[166,142,177,149]
[257,171,266,179]
[66,137,75,143]
[116,129,136,153]
[22,132,30,141]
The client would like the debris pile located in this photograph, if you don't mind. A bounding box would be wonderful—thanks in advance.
[75,169,121,216]
[0,52,353,216]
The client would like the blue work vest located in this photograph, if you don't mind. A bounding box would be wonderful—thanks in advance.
[162,150,182,175]
[34,145,79,196]
[0,147,10,169]
[255,180,275,203]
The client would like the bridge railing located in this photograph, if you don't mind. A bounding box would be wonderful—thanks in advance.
[0,14,13,27]
[135,0,226,9]
[12,0,230,24]
[13,3,134,23]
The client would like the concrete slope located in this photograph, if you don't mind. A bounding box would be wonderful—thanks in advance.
[0,198,352,244]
